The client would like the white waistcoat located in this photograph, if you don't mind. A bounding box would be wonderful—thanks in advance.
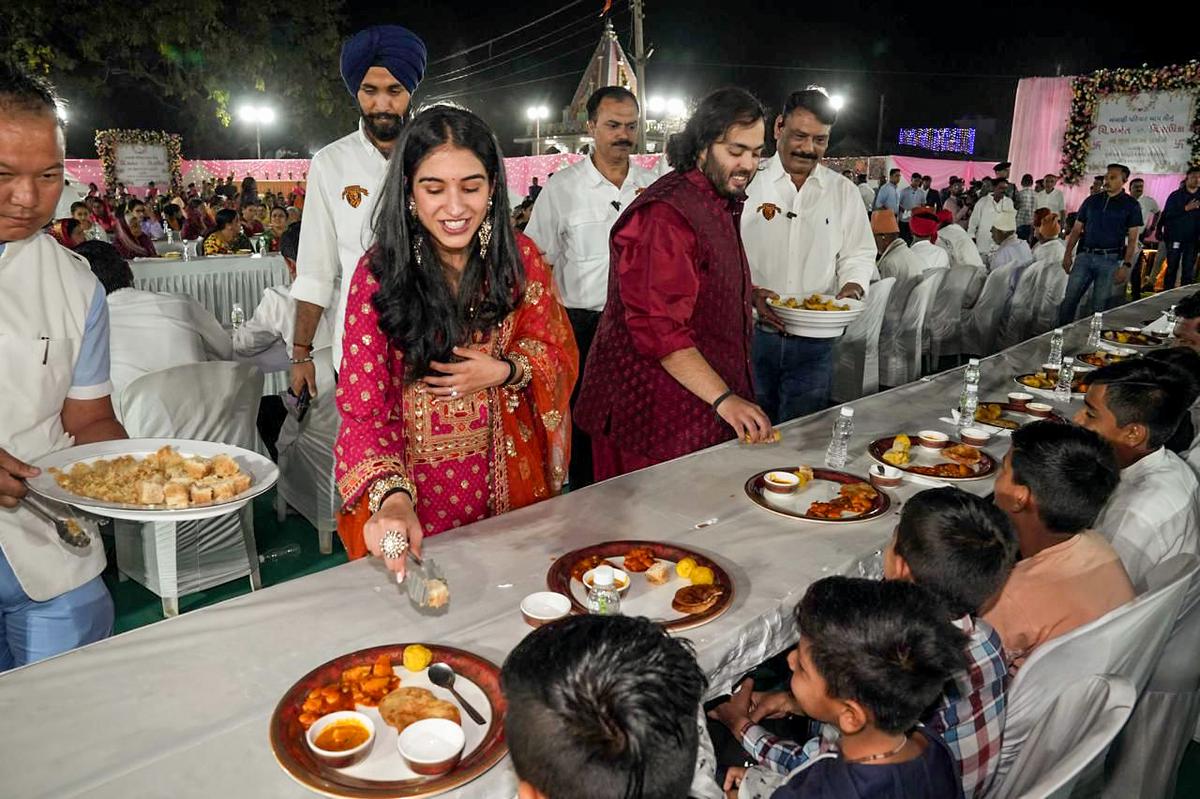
[0,234,107,601]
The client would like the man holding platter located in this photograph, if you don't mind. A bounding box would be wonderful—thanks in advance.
[0,65,125,670]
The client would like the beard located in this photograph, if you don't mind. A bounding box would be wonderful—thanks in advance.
[702,152,755,199]
[362,110,404,142]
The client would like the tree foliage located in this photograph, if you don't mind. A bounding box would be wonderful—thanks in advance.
[1,0,358,156]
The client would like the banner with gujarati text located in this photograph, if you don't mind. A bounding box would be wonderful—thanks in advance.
[1085,90,1196,174]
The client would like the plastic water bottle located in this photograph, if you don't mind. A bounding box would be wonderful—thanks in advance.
[258,542,301,564]
[164,226,175,244]
[1086,312,1103,349]
[230,302,246,330]
[958,384,979,435]
[1054,359,1075,403]
[824,407,855,469]
[586,565,621,616]
[1048,328,1065,366]
[960,358,981,408]
[1166,305,1178,340]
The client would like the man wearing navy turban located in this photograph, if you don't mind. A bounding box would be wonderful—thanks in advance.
[290,24,429,397]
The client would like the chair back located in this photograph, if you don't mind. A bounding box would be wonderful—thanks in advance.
[909,267,948,378]
[962,262,1025,357]
[988,553,1198,792]
[831,277,894,402]
[997,261,1051,350]
[928,263,986,362]
[1033,259,1069,335]
[276,347,340,536]
[120,361,264,450]
[879,252,934,386]
[998,675,1136,799]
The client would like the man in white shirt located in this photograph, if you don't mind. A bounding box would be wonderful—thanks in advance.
[908,208,949,272]
[1128,177,1161,301]
[525,86,656,485]
[75,241,233,408]
[741,89,876,420]
[1077,360,1200,590]
[1034,173,1066,217]
[856,173,874,212]
[987,210,1033,274]
[967,178,1016,261]
[0,65,124,669]
[290,25,427,396]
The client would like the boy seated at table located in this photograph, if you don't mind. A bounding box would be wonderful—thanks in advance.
[712,489,1015,798]
[501,614,722,799]
[719,577,966,799]
[983,420,1134,671]
[1073,359,1200,590]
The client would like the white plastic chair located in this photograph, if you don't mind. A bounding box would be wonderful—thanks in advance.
[1004,675,1136,799]
[1102,556,1200,798]
[962,260,1030,357]
[986,553,1198,796]
[1031,241,1069,336]
[115,361,265,617]
[877,247,929,387]
[996,262,1049,350]
[274,347,340,554]
[928,263,986,366]
[831,277,894,402]
[909,267,948,378]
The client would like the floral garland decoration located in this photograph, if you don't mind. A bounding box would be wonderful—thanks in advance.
[94,129,184,194]
[1061,61,1200,185]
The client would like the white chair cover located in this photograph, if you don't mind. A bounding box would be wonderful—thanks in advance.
[1031,241,1069,336]
[1003,675,1136,799]
[831,277,895,403]
[115,361,265,616]
[928,263,986,364]
[274,347,340,554]
[962,260,1030,357]
[1102,556,1200,799]
[987,553,1198,795]
[904,267,948,380]
[996,261,1050,350]
[877,244,929,387]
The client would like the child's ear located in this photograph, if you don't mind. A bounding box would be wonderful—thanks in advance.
[835,698,869,737]
[517,780,548,799]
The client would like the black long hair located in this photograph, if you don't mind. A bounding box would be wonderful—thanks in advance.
[666,87,765,171]
[369,104,525,381]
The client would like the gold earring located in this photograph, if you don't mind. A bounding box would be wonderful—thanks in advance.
[407,197,416,217]
[478,198,494,260]
[412,233,424,267]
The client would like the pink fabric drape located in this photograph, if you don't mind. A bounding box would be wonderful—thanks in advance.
[1007,76,1185,214]
[887,156,998,189]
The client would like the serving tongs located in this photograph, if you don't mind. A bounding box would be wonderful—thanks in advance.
[399,548,449,610]
[21,490,97,548]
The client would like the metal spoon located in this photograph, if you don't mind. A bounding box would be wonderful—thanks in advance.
[428,662,486,725]
[20,491,95,548]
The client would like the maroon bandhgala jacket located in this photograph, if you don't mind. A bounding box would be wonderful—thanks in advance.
[574,167,755,470]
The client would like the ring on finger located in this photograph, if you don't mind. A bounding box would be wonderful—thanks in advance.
[450,388,458,398]
[380,529,408,560]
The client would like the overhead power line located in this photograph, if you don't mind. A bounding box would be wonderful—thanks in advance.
[425,16,602,88]
[426,10,602,85]
[425,37,599,104]
[425,69,582,104]
[427,0,592,67]
[654,59,1022,80]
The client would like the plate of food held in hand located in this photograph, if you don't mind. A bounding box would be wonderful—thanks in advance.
[27,439,278,522]
[972,401,1066,431]
[868,433,998,481]
[1101,329,1163,349]
[766,293,864,338]
[270,644,506,798]
[744,466,892,523]
[547,541,733,632]
[1013,370,1087,399]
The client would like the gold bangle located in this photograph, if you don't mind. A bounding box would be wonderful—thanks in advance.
[367,475,418,515]
[504,352,533,393]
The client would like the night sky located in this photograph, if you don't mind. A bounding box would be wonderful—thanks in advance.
[59,0,1199,162]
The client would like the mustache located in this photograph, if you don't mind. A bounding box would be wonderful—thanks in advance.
[612,140,634,148]
[366,113,402,123]
[790,151,819,160]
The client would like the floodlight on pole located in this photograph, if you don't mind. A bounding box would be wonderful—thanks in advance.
[525,105,549,155]
[237,103,275,159]
[829,94,846,112]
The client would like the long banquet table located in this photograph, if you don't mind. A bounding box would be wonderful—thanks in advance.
[0,288,1188,799]
[131,253,290,328]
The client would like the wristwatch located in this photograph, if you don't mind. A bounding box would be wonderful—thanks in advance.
[1120,261,1132,268]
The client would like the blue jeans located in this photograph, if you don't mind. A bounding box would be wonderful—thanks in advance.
[0,547,113,671]
[1058,251,1121,326]
[752,328,834,424]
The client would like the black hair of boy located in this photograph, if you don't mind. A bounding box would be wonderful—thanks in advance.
[797,577,967,734]
[279,221,302,261]
[1082,359,1193,449]
[75,240,133,294]
[501,614,707,799]
[895,488,1019,618]
[1009,420,1120,534]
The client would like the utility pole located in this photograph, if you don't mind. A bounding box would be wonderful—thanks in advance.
[631,0,649,153]
[875,93,886,154]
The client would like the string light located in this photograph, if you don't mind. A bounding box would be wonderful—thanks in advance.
[897,127,976,155]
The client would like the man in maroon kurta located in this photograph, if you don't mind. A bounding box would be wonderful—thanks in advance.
[575,88,774,480]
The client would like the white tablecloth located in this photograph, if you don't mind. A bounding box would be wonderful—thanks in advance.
[131,254,290,329]
[0,288,1189,799]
